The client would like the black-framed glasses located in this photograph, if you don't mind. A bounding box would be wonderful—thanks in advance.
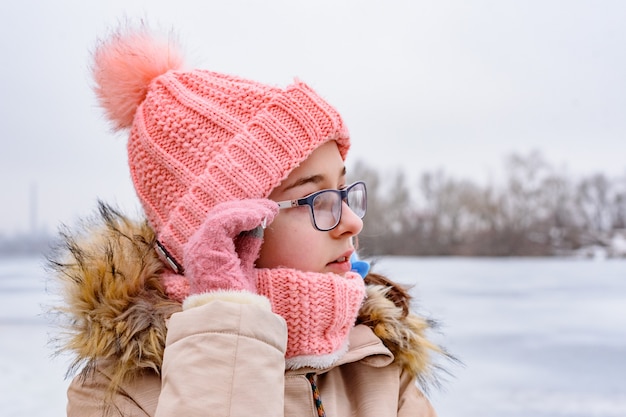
[276,181,367,231]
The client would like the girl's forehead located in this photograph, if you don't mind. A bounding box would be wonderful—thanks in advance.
[269,141,345,198]
[287,141,344,179]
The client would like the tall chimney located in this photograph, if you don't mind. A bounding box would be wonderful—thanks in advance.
[30,182,38,236]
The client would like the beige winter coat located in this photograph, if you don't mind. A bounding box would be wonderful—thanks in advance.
[51,204,445,416]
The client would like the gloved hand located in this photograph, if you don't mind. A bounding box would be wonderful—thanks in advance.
[182,199,278,294]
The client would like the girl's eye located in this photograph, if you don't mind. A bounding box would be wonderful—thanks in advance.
[313,193,335,211]
[312,195,325,209]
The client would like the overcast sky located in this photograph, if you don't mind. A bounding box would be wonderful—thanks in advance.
[1,0,625,235]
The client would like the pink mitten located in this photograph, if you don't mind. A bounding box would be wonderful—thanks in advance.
[183,199,278,294]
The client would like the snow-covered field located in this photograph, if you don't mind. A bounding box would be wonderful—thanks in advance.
[1,256,625,416]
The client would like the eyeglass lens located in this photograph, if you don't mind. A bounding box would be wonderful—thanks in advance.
[311,182,366,230]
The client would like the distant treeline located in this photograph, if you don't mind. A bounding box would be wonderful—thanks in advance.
[0,234,53,258]
[2,150,624,258]
[353,151,626,258]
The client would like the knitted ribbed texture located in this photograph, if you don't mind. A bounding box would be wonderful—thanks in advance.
[256,269,366,368]
[92,27,351,274]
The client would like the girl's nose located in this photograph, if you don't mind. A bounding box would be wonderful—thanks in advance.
[331,201,363,237]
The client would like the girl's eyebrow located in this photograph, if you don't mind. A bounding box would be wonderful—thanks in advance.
[283,174,325,192]
[283,167,346,192]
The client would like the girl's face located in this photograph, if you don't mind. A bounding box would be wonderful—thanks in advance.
[257,141,363,275]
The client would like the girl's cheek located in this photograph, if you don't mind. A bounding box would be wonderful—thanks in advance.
[275,208,311,232]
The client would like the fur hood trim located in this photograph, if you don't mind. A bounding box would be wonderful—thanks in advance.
[358,285,449,389]
[49,203,446,393]
[48,203,181,391]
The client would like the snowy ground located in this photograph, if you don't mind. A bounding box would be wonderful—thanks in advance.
[0,256,71,416]
[1,256,625,416]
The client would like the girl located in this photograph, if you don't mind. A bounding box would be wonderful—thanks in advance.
[50,23,448,416]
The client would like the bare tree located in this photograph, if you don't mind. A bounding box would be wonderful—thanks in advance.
[575,173,614,246]
[349,154,625,258]
[350,160,386,255]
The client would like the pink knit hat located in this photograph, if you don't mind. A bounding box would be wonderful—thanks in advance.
[92,26,350,269]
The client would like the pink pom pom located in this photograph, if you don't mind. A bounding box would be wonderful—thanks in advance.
[92,25,184,130]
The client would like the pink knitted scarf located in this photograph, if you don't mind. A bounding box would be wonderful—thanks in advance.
[256,269,366,369]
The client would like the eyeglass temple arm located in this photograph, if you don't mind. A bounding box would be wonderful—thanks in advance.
[277,200,299,209]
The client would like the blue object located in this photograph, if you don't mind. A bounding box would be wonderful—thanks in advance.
[350,252,370,279]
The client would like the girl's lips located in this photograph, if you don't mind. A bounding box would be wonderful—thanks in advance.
[326,251,354,274]
[326,257,352,274]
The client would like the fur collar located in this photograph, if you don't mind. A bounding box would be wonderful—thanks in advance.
[49,203,449,393]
